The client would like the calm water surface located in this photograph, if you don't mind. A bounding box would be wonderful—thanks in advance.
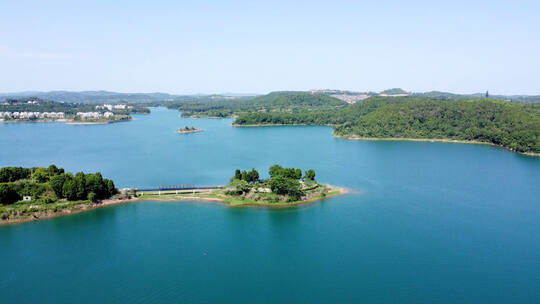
[1,108,539,303]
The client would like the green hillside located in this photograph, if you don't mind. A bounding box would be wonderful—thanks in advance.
[335,99,540,153]
[172,92,347,117]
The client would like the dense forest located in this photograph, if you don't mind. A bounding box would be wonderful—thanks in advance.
[0,165,117,221]
[165,92,347,118]
[334,99,540,153]
[0,165,116,205]
[234,96,417,125]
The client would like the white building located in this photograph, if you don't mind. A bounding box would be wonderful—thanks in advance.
[76,112,102,119]
[0,112,65,119]
[96,104,114,111]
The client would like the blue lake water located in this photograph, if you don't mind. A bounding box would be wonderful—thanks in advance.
[1,108,540,303]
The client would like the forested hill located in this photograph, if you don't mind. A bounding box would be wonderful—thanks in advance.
[172,92,347,117]
[249,91,346,107]
[234,96,417,125]
[335,99,540,153]
[234,97,540,154]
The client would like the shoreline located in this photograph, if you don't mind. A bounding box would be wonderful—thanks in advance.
[334,135,540,157]
[1,117,132,125]
[0,186,348,226]
[231,123,332,127]
[0,197,140,226]
[64,117,133,125]
[134,185,347,208]
[229,123,539,157]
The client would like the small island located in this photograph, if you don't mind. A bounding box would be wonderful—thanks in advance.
[177,126,203,134]
[137,165,345,207]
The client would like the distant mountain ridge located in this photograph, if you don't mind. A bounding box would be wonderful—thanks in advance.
[0,91,179,103]
[1,89,539,104]
[0,91,255,104]
[313,88,540,103]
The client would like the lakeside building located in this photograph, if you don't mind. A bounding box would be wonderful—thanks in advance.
[76,112,102,119]
[0,112,65,119]
[96,104,133,111]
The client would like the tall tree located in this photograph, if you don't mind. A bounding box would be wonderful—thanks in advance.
[50,174,69,198]
[294,168,302,180]
[74,172,87,200]
[250,168,259,182]
[269,164,283,177]
[0,184,20,205]
[304,169,316,181]
[62,179,78,201]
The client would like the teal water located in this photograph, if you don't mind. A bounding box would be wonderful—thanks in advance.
[1,108,540,303]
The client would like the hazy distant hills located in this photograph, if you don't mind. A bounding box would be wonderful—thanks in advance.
[1,89,539,104]
[0,91,183,104]
[313,89,540,103]
[412,91,540,102]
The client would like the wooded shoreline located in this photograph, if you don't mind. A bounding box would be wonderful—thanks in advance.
[335,135,540,157]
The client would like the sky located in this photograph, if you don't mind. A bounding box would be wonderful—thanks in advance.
[1,0,539,95]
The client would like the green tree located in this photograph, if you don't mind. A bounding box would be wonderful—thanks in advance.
[0,183,21,205]
[74,172,87,200]
[105,179,116,196]
[234,169,242,180]
[32,167,49,183]
[294,168,302,180]
[249,168,259,183]
[88,192,97,202]
[85,173,105,198]
[0,167,31,182]
[62,178,78,201]
[269,175,302,199]
[269,164,283,178]
[50,174,69,198]
[47,164,64,176]
[228,179,250,194]
[304,169,316,181]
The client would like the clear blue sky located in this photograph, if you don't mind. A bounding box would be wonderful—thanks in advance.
[1,0,539,95]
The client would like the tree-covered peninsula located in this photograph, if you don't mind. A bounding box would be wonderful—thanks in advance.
[0,165,117,223]
[232,96,540,155]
